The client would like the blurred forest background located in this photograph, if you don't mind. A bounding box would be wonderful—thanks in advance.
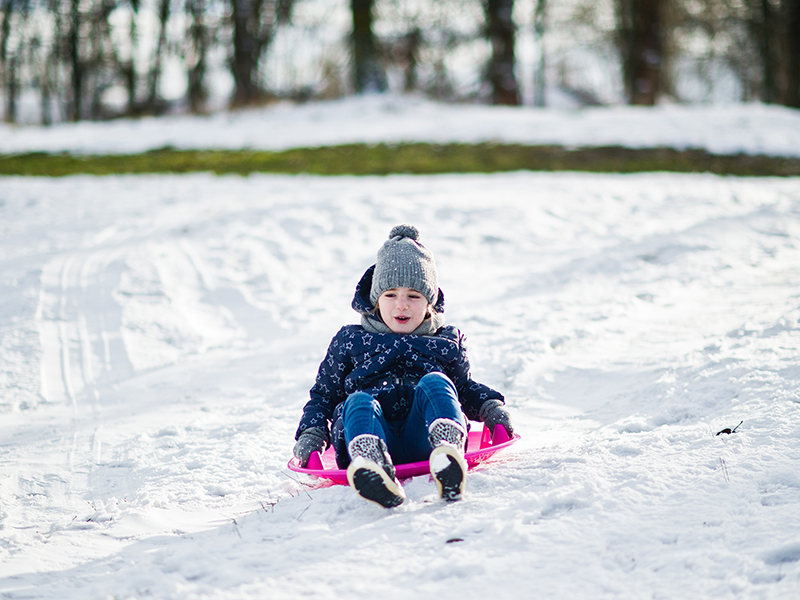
[0,0,799,125]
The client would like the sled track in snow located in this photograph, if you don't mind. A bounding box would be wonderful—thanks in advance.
[36,247,137,513]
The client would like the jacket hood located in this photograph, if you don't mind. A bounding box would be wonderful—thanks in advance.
[352,265,445,333]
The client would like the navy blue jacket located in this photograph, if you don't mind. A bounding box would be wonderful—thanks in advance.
[295,267,504,441]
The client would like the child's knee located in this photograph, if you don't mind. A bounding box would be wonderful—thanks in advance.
[343,392,382,421]
[419,372,455,393]
[344,391,376,410]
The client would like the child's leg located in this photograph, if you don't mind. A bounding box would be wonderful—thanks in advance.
[342,391,389,445]
[400,372,466,462]
[405,372,468,501]
[342,391,405,507]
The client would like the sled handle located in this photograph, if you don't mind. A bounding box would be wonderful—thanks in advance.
[307,451,324,470]
[479,423,511,448]
[492,423,511,444]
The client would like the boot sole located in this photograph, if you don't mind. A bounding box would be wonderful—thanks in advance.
[347,459,405,508]
[430,445,467,502]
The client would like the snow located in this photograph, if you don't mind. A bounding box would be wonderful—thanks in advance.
[1,98,800,599]
[2,94,800,158]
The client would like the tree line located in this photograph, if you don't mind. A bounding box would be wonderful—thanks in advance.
[1,0,798,124]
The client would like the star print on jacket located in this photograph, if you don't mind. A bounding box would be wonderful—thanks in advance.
[295,324,504,438]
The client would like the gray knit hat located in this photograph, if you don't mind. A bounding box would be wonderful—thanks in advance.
[370,224,438,306]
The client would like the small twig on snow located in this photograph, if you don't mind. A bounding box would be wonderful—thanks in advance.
[280,470,314,499]
[231,518,242,539]
[719,457,730,483]
[716,420,743,436]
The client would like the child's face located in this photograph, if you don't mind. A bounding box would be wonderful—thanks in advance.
[377,287,430,334]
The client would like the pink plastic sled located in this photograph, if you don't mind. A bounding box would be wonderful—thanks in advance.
[288,423,520,485]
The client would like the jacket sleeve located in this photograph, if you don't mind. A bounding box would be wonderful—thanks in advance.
[447,330,505,421]
[295,328,352,440]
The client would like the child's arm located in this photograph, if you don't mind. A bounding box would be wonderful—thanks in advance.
[446,329,513,434]
[295,328,353,442]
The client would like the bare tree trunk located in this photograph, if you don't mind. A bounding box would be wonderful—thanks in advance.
[68,0,83,120]
[5,54,17,122]
[1,0,14,122]
[41,51,53,125]
[533,0,546,107]
[400,26,420,93]
[42,0,66,123]
[748,0,778,102]
[144,0,170,113]
[229,0,294,106]
[122,0,140,114]
[88,2,108,119]
[351,0,386,93]
[230,0,262,106]
[186,0,209,112]
[617,0,664,105]
[485,0,520,105]
[95,0,139,116]
[781,0,800,106]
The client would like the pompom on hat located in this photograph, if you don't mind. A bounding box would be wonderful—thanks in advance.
[370,225,438,306]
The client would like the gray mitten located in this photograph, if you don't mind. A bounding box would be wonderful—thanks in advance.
[479,399,514,437]
[293,427,329,467]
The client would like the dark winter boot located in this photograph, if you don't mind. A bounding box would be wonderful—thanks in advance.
[428,418,468,502]
[346,434,405,508]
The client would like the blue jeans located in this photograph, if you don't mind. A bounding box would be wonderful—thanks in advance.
[341,372,466,466]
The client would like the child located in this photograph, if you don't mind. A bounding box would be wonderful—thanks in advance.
[293,225,513,508]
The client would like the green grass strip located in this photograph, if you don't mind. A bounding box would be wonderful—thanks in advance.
[1,143,799,177]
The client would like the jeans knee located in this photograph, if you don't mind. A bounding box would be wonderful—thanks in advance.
[343,392,381,420]
[344,391,375,409]
[419,372,455,393]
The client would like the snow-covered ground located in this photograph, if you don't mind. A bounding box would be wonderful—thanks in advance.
[2,94,800,158]
[1,99,800,599]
